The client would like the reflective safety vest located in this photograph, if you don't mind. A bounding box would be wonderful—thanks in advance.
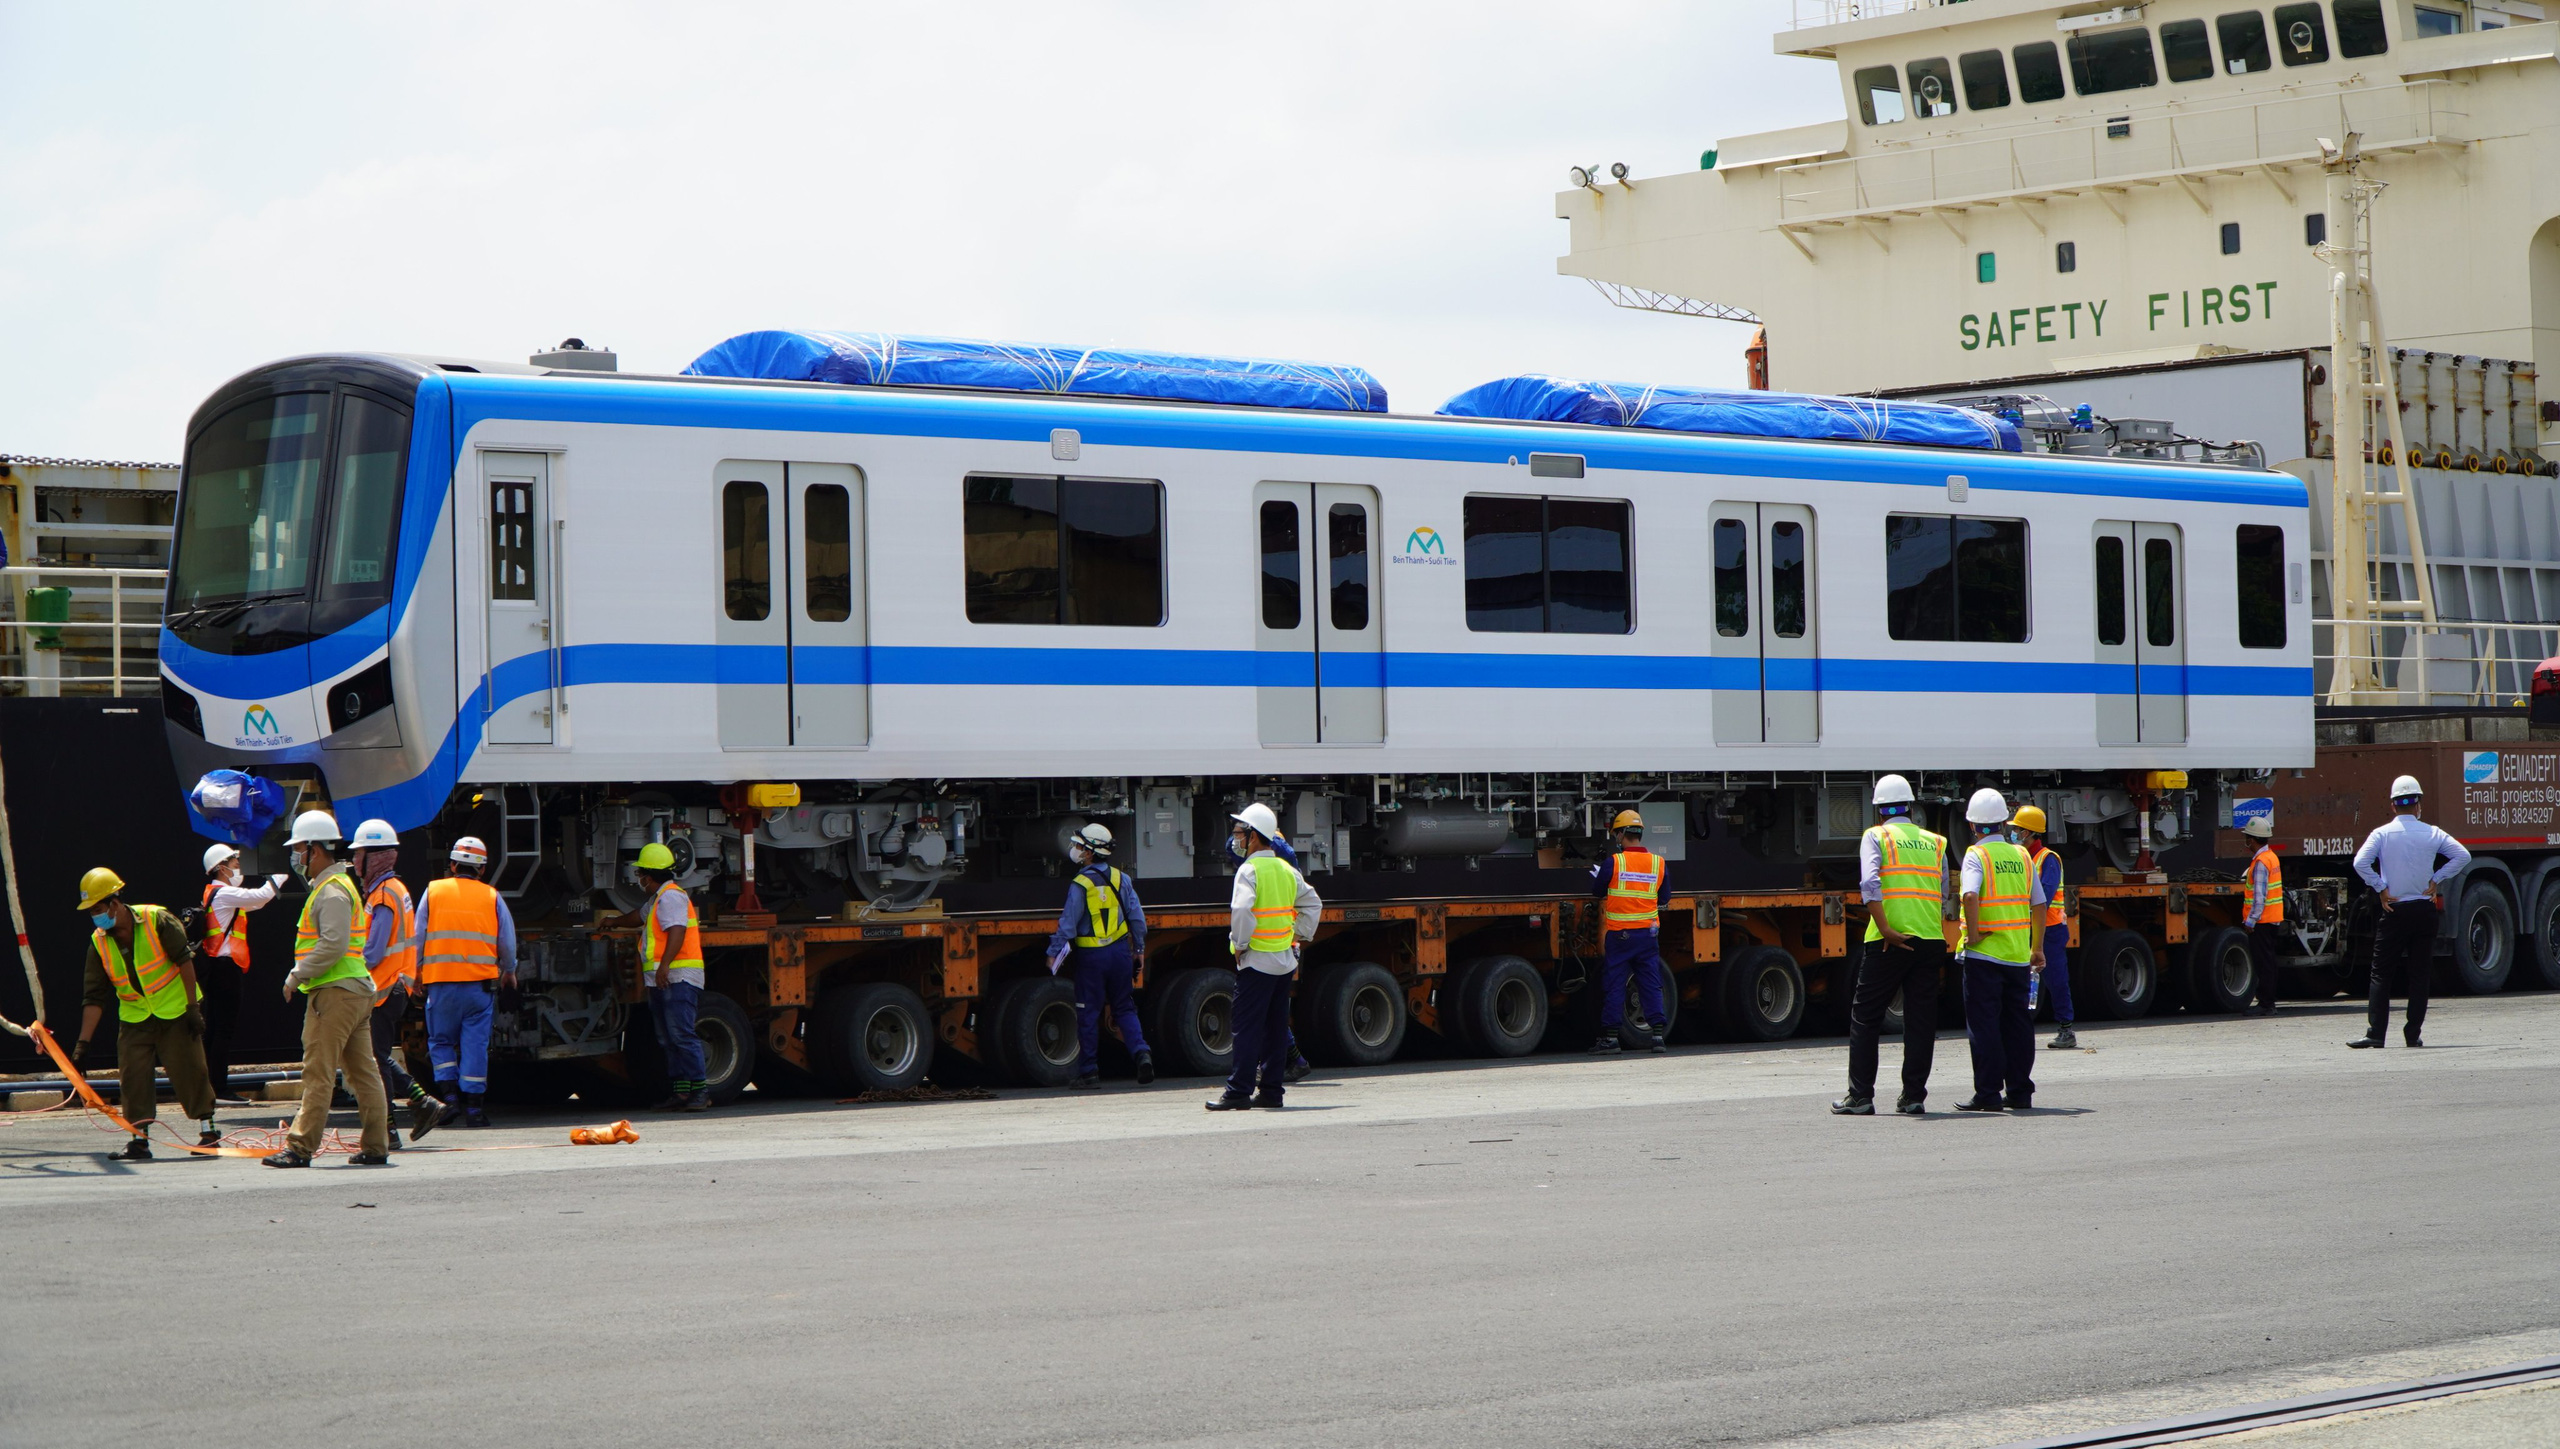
[2026,844,2064,936]
[1073,866,1130,949]
[419,876,502,984]
[1862,819,1948,943]
[1601,850,1662,932]
[641,881,703,974]
[2249,846,2285,925]
[95,904,188,1023]
[1964,839,2036,964]
[365,874,419,999]
[200,881,250,968]
[293,870,373,994]
[1241,855,1299,954]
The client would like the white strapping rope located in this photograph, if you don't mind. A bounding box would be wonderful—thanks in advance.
[0,718,44,1038]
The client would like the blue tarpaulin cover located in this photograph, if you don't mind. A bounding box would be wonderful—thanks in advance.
[685,330,1389,412]
[187,769,289,848]
[1438,375,2021,452]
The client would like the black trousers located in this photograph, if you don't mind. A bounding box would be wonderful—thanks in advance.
[1961,957,2035,1105]
[370,994,418,1097]
[1226,966,1297,1103]
[2367,900,2437,1038]
[2248,922,2285,1009]
[1847,937,1945,1102]
[196,961,242,1097]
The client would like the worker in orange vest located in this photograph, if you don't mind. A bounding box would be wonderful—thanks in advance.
[1587,810,1669,1054]
[414,836,516,1127]
[350,819,444,1145]
[2241,814,2285,1016]
[197,842,284,1105]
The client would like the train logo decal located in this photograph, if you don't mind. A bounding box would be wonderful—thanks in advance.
[233,703,296,750]
[2464,751,2501,784]
[1393,525,1456,567]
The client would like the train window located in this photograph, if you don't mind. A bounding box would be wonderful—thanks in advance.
[2218,12,2273,72]
[1462,495,1632,634]
[1260,500,1301,630]
[2335,0,2390,54]
[964,474,1164,627]
[1886,514,2028,643]
[1771,521,1807,638]
[1328,502,1369,631]
[2161,19,2217,81]
[1713,517,1749,636]
[804,483,852,623]
[1853,66,1905,125]
[2068,27,2159,95]
[2013,41,2067,102]
[1959,49,2010,110]
[720,481,770,621]
[2095,535,2128,647]
[492,482,537,603]
[169,391,328,611]
[2272,3,2329,63]
[1907,57,1957,118]
[318,394,408,604]
[2145,537,2178,646]
[2236,525,2286,648]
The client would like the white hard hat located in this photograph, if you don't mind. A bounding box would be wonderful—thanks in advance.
[2242,816,2275,839]
[350,819,399,850]
[1070,822,1113,856]
[202,843,241,874]
[287,810,342,846]
[1230,802,1283,842]
[1873,774,1915,807]
[1966,787,2013,825]
[449,836,490,866]
[2390,775,2424,800]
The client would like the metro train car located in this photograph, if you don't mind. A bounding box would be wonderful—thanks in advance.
[158,331,2311,915]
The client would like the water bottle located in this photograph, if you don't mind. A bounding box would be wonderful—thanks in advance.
[2027,971,2041,1012]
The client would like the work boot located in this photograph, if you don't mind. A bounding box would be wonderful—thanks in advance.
[1588,1030,1622,1055]
[1205,1093,1255,1111]
[1284,1052,1312,1084]
[198,1120,222,1150]
[2241,1004,2271,1018]
[1067,1074,1101,1090]
[347,1151,393,1166]
[461,1093,491,1129]
[1895,1096,1926,1115]
[262,1148,312,1168]
[114,1136,152,1162]
[1133,1051,1156,1086]
[2048,1027,2078,1050]
[1954,1095,2006,1112]
[385,1127,404,1152]
[2349,1034,2385,1049]
[435,1083,465,1126]
[680,1091,712,1112]
[1640,1021,1669,1054]
[647,1093,686,1111]
[1250,1094,1284,1110]
[1830,1094,1875,1116]
[407,1090,443,1143]
[2404,1025,2424,1048]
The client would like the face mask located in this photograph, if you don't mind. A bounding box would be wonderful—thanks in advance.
[290,849,312,880]
[89,912,115,932]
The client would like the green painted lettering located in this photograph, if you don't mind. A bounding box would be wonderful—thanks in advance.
[2147,293,2168,330]
[2036,305,2056,343]
[2182,291,2191,327]
[1961,314,1980,351]
[2257,280,2276,317]
[2089,299,2106,336]
[2202,287,2223,325]
[2228,284,2251,322]
[2062,301,2083,339]
[1987,311,2006,346]
[2009,308,2030,344]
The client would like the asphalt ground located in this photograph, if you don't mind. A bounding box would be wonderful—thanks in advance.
[6,994,2559,1449]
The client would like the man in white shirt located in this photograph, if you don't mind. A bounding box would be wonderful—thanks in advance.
[2349,775,2471,1049]
[197,843,285,1105]
[1208,802,1321,1112]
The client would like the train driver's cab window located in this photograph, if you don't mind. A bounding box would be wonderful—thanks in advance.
[2336,0,2393,51]
[1463,494,1632,634]
[963,474,1166,626]
[2272,3,2330,63]
[1906,57,1957,117]
[1885,514,2029,642]
[2161,19,2217,81]
[1959,49,2011,109]
[2069,26,2159,95]
[2012,41,2067,103]
[2218,11,2274,71]
[2235,525,2286,648]
[1854,65,1906,125]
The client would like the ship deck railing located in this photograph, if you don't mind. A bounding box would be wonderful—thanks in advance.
[0,565,164,698]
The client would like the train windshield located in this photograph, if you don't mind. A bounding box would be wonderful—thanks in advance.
[170,389,409,615]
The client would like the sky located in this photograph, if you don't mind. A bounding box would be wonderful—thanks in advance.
[0,2,1842,463]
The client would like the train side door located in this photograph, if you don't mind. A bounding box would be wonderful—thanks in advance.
[785,463,868,746]
[481,451,555,746]
[715,462,789,748]
[1315,484,1383,743]
[1709,502,1819,744]
[2094,521,2186,744]
[1253,483,1318,744]
[1253,482,1384,745]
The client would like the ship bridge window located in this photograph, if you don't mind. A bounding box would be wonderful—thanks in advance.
[1463,494,1633,635]
[2338,0,2394,52]
[2068,27,2160,96]
[2273,3,2330,63]
[2013,41,2067,103]
[1959,49,2011,109]
[964,474,1166,627]
[1907,57,1958,117]
[2161,19,2218,81]
[2218,12,2274,71]
[1853,65,1905,125]
[2413,5,2462,35]
[1886,515,2029,644]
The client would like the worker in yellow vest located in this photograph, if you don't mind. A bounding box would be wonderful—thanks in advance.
[2240,814,2285,1017]
[2012,806,2078,1050]
[1208,802,1320,1111]
[416,836,517,1126]
[1834,774,1950,1116]
[264,811,392,1167]
[606,841,709,1110]
[1954,789,2049,1113]
[350,819,444,1145]
[72,867,219,1161]
[1587,809,1669,1055]
[1045,823,1154,1089]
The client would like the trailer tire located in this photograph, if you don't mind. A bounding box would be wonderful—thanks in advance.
[693,990,757,1105]
[987,977,1082,1087]
[1555,955,1674,1048]
[1305,961,1406,1067]
[2524,881,2560,990]
[2078,930,2159,1020]
[1453,955,1547,1058]
[1149,967,1235,1078]
[809,983,935,1094]
[1721,945,1807,1042]
[2186,927,2257,1014]
[2449,879,2515,994]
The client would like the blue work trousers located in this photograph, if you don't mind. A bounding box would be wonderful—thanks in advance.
[1962,957,2036,1105]
[425,981,494,1094]
[1600,928,1668,1029]
[2040,924,2073,1023]
[652,982,706,1090]
[1225,966,1296,1103]
[1070,942,1147,1077]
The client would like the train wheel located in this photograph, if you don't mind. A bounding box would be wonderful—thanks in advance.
[695,990,757,1105]
[2525,882,2560,990]
[1148,967,1235,1078]
[809,982,935,1094]
[1305,961,1406,1067]
[987,977,1082,1087]
[2078,930,2159,1019]
[2185,927,2255,1014]
[2449,880,2515,994]
[1722,945,1806,1042]
[1454,955,1546,1058]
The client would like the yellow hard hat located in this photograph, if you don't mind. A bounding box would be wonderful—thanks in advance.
[635,842,676,872]
[2012,805,2049,834]
[1611,809,1645,832]
[77,867,125,911]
